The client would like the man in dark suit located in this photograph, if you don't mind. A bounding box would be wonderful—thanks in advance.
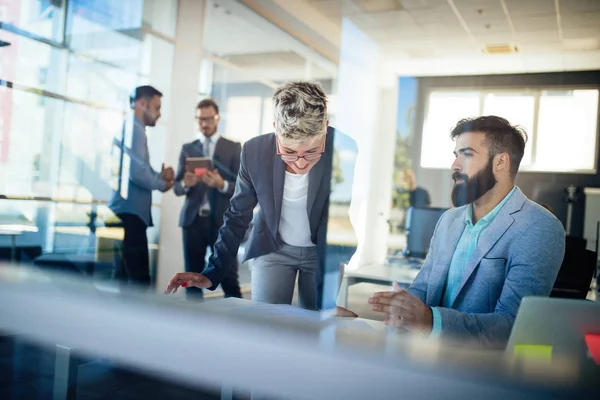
[173,99,242,300]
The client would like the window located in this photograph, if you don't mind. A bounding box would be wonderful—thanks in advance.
[1,0,179,254]
[420,92,479,169]
[421,88,599,173]
[0,0,65,41]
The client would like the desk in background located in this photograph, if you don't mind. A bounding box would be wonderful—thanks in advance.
[0,223,39,263]
[339,261,421,307]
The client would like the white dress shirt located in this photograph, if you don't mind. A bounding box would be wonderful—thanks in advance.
[278,171,314,247]
[195,132,228,213]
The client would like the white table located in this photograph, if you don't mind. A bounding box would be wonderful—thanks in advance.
[200,297,388,400]
[339,262,421,307]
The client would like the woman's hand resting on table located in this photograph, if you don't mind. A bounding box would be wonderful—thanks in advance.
[164,272,213,294]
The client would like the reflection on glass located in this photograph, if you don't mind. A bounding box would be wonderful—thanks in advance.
[65,52,136,108]
[66,0,144,69]
[142,0,178,38]
[0,90,63,197]
[0,29,63,92]
[421,92,480,169]
[140,34,174,120]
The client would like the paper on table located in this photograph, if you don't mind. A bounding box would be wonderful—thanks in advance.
[333,320,377,335]
[218,302,377,332]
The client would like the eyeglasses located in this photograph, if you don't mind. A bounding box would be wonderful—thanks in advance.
[276,136,325,162]
[195,115,219,123]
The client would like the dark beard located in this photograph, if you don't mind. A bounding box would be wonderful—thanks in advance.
[451,157,497,207]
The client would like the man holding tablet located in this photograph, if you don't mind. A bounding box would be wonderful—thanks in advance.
[173,99,242,300]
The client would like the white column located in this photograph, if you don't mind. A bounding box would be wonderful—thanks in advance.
[335,19,397,268]
[155,0,206,294]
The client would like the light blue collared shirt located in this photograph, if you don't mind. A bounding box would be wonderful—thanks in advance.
[430,187,517,337]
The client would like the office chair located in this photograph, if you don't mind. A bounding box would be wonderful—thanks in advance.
[551,236,597,299]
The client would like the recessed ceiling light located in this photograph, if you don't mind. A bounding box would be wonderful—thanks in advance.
[482,43,519,54]
[354,0,404,13]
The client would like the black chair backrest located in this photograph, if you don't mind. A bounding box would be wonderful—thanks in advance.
[551,237,597,299]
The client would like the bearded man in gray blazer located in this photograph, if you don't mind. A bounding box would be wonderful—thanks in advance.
[369,116,565,349]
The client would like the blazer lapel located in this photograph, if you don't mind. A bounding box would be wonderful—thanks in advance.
[191,139,203,156]
[426,214,466,305]
[272,151,285,235]
[307,153,326,216]
[450,188,526,307]
[212,137,224,160]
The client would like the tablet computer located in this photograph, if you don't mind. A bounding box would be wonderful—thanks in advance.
[186,157,213,176]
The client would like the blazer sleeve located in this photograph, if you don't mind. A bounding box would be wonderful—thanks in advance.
[202,142,258,289]
[173,145,188,197]
[435,217,565,348]
[127,129,166,192]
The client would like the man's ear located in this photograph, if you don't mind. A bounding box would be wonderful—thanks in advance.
[494,153,510,173]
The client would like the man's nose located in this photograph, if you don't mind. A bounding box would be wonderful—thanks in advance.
[451,158,461,172]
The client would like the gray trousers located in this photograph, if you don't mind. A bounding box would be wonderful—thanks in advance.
[251,244,318,310]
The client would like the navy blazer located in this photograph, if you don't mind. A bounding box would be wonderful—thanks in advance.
[173,137,241,229]
[202,126,349,290]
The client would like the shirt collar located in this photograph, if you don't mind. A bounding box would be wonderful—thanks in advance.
[465,186,517,227]
[197,131,220,144]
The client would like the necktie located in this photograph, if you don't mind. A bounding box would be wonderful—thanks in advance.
[204,137,212,158]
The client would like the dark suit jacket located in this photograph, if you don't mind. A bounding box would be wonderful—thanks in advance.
[202,126,349,290]
[173,137,241,229]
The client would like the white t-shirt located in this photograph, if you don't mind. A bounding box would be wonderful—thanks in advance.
[278,171,314,247]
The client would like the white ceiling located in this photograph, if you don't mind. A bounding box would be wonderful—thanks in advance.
[204,0,600,80]
[305,0,600,76]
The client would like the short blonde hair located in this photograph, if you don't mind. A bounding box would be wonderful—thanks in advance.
[273,81,327,141]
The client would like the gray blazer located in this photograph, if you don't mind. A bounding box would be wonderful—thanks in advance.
[173,137,241,229]
[202,126,343,290]
[408,187,566,348]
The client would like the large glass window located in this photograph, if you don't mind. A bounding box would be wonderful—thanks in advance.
[0,0,65,41]
[535,90,599,172]
[421,88,599,173]
[420,92,479,169]
[0,0,178,256]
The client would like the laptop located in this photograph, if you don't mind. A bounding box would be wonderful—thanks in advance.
[507,297,600,367]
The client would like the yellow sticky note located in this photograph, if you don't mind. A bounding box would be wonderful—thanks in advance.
[514,344,553,361]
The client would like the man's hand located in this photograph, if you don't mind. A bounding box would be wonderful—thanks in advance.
[201,169,225,190]
[164,272,213,294]
[162,179,175,192]
[368,282,433,334]
[160,163,175,191]
[183,172,199,188]
[161,163,175,181]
